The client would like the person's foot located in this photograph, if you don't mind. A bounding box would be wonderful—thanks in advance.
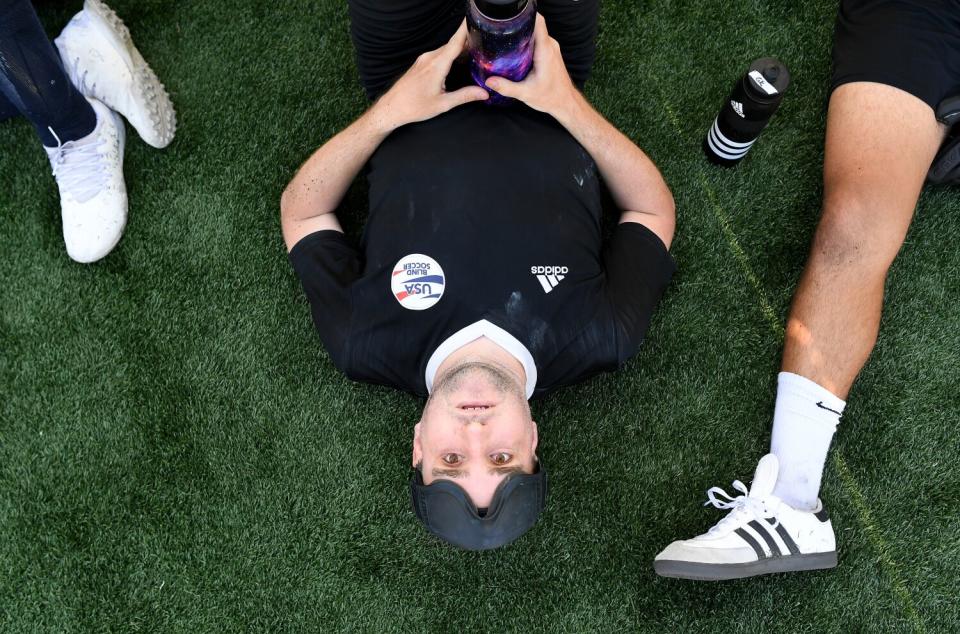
[45,98,127,264]
[654,454,838,581]
[55,0,176,149]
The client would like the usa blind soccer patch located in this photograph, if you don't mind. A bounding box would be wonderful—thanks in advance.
[391,254,446,310]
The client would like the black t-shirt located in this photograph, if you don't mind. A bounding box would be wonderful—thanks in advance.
[289,102,675,399]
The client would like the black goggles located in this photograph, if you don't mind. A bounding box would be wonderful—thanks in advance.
[409,463,547,551]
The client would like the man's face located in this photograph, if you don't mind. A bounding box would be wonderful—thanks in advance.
[413,362,538,509]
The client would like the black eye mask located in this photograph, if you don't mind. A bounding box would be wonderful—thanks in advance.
[409,464,547,551]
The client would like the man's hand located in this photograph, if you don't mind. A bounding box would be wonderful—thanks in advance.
[281,21,489,250]
[484,15,580,119]
[488,15,675,248]
[370,21,489,134]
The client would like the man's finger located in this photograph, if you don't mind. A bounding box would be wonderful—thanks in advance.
[531,14,556,63]
[533,13,549,43]
[438,20,471,65]
[485,76,522,99]
[443,85,489,109]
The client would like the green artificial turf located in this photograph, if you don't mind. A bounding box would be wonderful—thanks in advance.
[2,0,959,631]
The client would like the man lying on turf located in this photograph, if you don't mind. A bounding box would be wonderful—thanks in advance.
[655,0,959,580]
[281,0,675,550]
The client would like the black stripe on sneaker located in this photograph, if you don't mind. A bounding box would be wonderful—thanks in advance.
[735,527,767,560]
[814,506,830,522]
[767,518,801,555]
[748,520,782,557]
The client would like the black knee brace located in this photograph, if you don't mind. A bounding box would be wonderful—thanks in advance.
[929,96,960,185]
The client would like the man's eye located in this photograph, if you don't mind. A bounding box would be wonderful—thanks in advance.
[442,454,462,465]
[491,452,512,465]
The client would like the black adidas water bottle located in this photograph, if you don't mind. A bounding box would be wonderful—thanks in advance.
[704,58,790,166]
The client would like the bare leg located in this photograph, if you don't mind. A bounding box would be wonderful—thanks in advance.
[768,82,947,511]
[782,82,946,399]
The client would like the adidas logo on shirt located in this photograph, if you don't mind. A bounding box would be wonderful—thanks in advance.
[531,265,568,294]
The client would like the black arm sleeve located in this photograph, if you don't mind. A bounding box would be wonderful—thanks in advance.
[603,222,676,364]
[288,230,362,372]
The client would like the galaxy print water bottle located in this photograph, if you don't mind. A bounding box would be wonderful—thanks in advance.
[704,58,790,166]
[467,0,537,104]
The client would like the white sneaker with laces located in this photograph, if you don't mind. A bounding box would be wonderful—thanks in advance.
[45,97,127,264]
[654,454,838,581]
[55,0,176,149]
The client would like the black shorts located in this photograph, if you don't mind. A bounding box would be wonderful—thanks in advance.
[832,0,960,110]
[348,0,599,100]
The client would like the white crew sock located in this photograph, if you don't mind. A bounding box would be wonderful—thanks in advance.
[770,371,846,511]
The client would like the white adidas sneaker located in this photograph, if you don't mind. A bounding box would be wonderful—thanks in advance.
[654,454,837,581]
[45,97,127,264]
[55,0,176,149]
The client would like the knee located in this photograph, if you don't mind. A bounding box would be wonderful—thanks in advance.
[810,191,910,277]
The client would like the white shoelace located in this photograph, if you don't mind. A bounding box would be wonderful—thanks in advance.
[73,63,98,98]
[703,480,777,535]
[47,126,109,203]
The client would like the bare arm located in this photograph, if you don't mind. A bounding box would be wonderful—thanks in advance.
[280,112,386,247]
[553,94,675,247]
[280,21,489,251]
[486,16,675,248]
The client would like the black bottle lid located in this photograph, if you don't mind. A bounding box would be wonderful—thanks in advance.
[744,57,790,103]
[475,0,529,20]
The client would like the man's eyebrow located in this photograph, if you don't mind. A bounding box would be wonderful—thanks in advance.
[432,468,466,479]
[431,466,523,478]
[489,466,524,476]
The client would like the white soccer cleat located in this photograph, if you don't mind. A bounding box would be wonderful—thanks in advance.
[45,97,127,264]
[55,0,176,149]
[654,454,838,581]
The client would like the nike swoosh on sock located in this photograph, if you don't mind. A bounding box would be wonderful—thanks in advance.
[815,401,843,416]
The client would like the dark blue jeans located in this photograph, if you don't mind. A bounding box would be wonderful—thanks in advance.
[0,0,96,145]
